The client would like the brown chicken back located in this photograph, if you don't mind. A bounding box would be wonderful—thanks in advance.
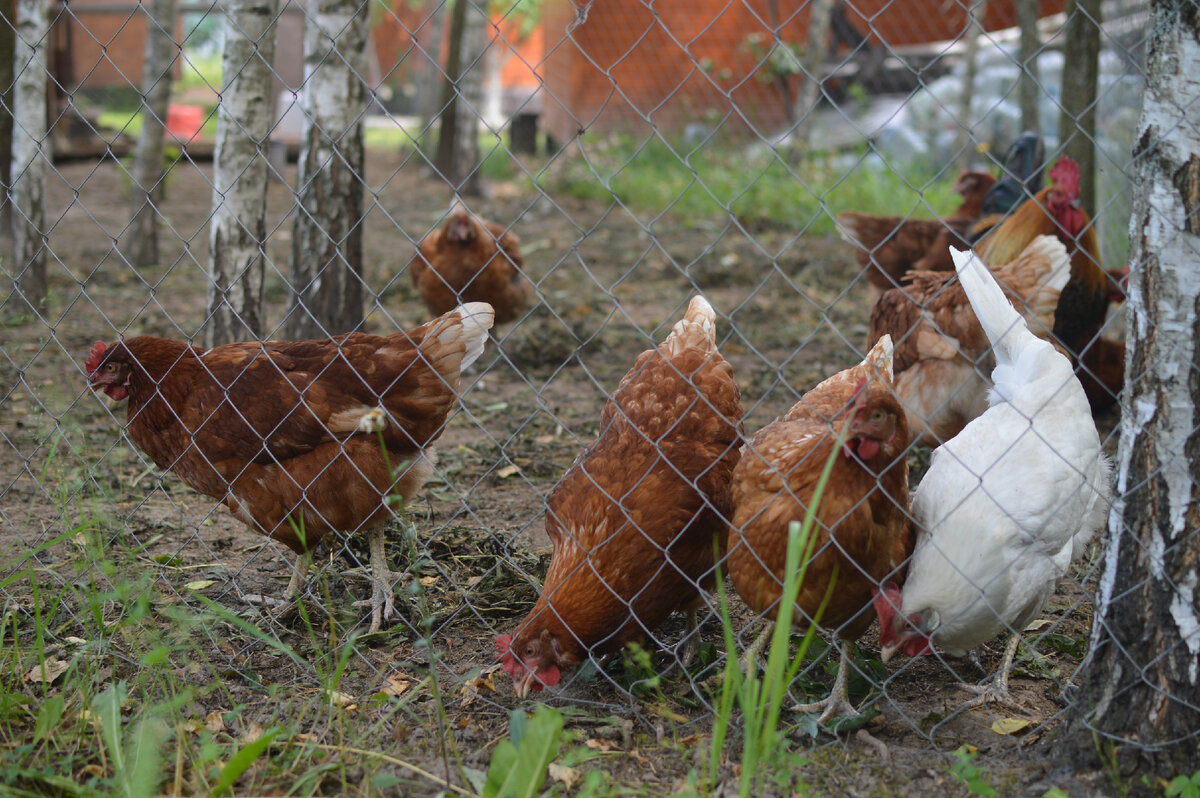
[837,170,996,296]
[412,201,531,323]
[86,303,495,631]
[498,295,744,697]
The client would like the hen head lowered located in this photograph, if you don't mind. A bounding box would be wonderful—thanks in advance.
[873,581,933,659]
[496,630,565,698]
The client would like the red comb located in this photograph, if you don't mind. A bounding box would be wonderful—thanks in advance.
[84,340,108,374]
[1049,156,1080,197]
[495,634,513,658]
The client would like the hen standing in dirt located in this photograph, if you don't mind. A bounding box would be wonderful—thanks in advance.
[497,296,744,698]
[411,200,531,323]
[86,303,495,633]
[728,335,912,722]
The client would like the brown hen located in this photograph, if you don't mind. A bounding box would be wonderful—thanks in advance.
[728,335,912,722]
[86,303,495,632]
[868,235,1070,445]
[412,201,530,323]
[497,296,744,697]
[837,170,996,297]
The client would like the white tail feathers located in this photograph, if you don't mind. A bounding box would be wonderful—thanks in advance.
[663,295,717,357]
[424,302,495,373]
[950,247,1036,365]
[863,333,895,382]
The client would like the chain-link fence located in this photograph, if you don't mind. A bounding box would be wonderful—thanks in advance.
[1,0,1189,792]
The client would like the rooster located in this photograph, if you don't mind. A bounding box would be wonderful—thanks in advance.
[497,296,744,697]
[837,170,996,298]
[411,200,531,323]
[86,303,495,632]
[728,335,912,722]
[868,235,1070,445]
[874,248,1110,706]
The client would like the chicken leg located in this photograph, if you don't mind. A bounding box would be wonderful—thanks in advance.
[960,633,1022,709]
[366,525,399,634]
[792,643,862,723]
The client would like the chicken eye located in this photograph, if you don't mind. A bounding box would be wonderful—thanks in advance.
[105,363,117,373]
[524,645,535,656]
[871,410,885,423]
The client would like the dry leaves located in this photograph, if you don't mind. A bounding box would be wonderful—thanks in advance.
[991,718,1033,735]
[24,658,69,684]
[548,763,580,788]
[378,674,413,698]
[205,710,225,733]
[459,665,500,707]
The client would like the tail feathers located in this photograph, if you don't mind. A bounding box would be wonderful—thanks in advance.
[950,247,1037,365]
[662,295,717,358]
[421,302,495,375]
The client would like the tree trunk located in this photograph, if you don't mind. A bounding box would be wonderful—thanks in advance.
[765,0,795,126]
[285,0,368,340]
[9,0,49,317]
[434,0,487,196]
[126,0,178,269]
[416,0,448,132]
[1057,0,1101,214]
[1016,0,1040,135]
[204,0,279,347]
[0,0,17,231]
[791,0,835,148]
[954,0,987,171]
[1056,0,1200,778]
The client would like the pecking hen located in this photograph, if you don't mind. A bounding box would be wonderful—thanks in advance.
[837,170,996,298]
[868,235,1070,446]
[727,335,912,722]
[874,248,1110,706]
[86,303,495,633]
[497,295,744,698]
[411,200,531,324]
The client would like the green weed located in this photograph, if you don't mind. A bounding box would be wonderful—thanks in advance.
[949,744,997,798]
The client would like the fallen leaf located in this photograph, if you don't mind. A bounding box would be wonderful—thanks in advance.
[25,658,69,684]
[1024,618,1053,632]
[465,575,483,588]
[458,666,500,707]
[496,465,520,479]
[419,576,438,587]
[295,732,320,743]
[548,763,580,788]
[181,718,204,734]
[992,718,1033,735]
[326,690,356,708]
[534,434,554,444]
[205,710,225,733]
[379,674,412,697]
[184,580,217,591]
[64,636,87,646]
[586,738,619,752]
[242,721,266,742]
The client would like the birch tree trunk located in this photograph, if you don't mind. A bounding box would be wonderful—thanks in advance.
[9,0,49,317]
[204,0,279,347]
[434,0,487,196]
[791,0,834,148]
[954,0,987,171]
[1016,0,1040,135]
[416,0,448,130]
[0,0,18,231]
[286,0,368,339]
[1057,0,1200,777]
[126,0,178,269]
[1057,0,1101,214]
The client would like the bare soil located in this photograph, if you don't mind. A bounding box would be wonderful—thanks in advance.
[0,146,1123,796]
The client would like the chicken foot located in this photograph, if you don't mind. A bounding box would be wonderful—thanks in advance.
[792,644,863,724]
[674,609,701,669]
[960,633,1024,709]
[363,526,399,634]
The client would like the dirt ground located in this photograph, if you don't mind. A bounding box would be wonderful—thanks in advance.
[0,145,1124,795]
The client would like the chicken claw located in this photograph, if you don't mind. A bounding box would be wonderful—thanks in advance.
[791,646,862,724]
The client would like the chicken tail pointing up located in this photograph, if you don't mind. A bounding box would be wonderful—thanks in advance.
[662,295,717,358]
[950,247,1038,367]
[420,302,496,376]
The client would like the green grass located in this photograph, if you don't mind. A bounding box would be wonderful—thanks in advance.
[534,132,962,234]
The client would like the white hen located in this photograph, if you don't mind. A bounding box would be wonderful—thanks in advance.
[873,247,1111,705]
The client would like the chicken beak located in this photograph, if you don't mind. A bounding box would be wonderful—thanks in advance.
[880,643,900,664]
[514,668,538,700]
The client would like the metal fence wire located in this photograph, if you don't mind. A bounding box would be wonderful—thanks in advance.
[0,0,1183,785]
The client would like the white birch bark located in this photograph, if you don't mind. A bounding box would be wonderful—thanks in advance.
[285,0,368,339]
[204,0,280,347]
[126,0,179,269]
[1061,0,1200,774]
[9,0,48,316]
[791,0,835,148]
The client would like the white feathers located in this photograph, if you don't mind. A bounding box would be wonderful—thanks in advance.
[662,295,717,358]
[899,247,1112,655]
[442,302,495,372]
